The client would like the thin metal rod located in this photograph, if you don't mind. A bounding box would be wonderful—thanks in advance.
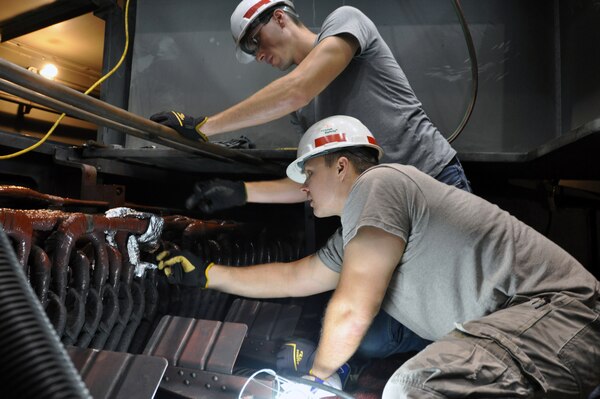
[0,57,265,165]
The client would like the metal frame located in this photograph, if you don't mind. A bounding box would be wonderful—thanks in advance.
[0,56,283,172]
[95,0,134,147]
[0,0,112,42]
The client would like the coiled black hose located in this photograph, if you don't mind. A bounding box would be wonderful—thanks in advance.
[0,224,90,398]
[448,0,478,144]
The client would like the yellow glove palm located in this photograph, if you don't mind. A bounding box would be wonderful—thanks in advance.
[157,249,213,288]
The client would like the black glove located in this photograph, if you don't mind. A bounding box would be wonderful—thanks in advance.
[213,135,255,149]
[276,338,317,374]
[149,111,209,142]
[186,179,247,213]
[156,249,214,288]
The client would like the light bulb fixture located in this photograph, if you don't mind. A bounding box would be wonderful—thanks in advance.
[39,63,58,80]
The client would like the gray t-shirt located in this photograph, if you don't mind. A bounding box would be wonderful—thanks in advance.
[292,6,456,177]
[318,164,600,340]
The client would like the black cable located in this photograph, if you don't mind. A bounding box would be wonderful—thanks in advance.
[447,0,478,144]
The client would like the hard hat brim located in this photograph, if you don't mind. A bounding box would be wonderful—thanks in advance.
[286,155,309,184]
[235,46,255,64]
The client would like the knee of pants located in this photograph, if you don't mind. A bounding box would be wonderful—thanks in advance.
[382,333,535,399]
[382,367,447,399]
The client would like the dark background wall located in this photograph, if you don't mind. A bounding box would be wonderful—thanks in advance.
[127,1,600,151]
[560,0,600,133]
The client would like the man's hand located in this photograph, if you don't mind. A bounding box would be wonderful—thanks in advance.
[276,338,317,374]
[279,373,342,399]
[277,338,352,388]
[149,111,209,142]
[302,373,342,392]
[156,249,214,288]
[186,179,247,213]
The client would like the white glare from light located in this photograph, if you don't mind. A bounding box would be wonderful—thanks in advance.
[40,63,58,80]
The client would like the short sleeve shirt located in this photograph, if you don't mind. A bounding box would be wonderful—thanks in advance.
[292,7,456,177]
[317,164,599,340]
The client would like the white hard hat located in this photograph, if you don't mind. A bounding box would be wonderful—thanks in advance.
[230,0,296,63]
[286,115,384,183]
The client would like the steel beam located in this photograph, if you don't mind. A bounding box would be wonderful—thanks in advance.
[0,0,98,42]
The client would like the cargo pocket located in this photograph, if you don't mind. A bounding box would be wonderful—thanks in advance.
[557,309,600,393]
[422,343,509,385]
[391,332,534,397]
[454,322,548,393]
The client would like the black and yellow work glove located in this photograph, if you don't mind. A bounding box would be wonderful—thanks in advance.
[185,179,247,213]
[156,249,214,288]
[278,339,352,388]
[149,111,209,142]
[276,338,317,374]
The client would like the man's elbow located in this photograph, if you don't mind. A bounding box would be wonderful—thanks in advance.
[332,303,379,337]
[344,310,376,340]
[284,76,315,109]
[288,87,313,109]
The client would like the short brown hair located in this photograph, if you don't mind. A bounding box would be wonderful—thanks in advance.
[322,147,379,174]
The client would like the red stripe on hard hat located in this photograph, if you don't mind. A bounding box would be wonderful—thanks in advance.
[244,0,271,19]
[314,133,347,147]
[314,134,378,147]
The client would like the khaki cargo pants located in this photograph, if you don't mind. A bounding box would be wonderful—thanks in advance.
[383,293,600,398]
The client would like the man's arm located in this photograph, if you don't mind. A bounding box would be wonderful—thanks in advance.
[310,226,406,379]
[183,176,305,213]
[245,177,305,203]
[201,34,359,136]
[208,253,340,298]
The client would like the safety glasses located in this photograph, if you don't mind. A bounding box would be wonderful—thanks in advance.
[241,12,274,56]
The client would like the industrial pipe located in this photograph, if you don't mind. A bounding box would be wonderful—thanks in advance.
[104,280,133,351]
[28,245,52,306]
[0,57,269,166]
[0,78,235,163]
[0,210,33,267]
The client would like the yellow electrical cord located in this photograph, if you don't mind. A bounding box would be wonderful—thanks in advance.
[0,0,131,160]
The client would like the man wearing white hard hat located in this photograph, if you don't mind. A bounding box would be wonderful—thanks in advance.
[150,0,470,209]
[157,115,600,398]
[151,0,467,373]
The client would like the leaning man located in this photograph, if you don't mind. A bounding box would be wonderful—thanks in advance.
[159,115,600,398]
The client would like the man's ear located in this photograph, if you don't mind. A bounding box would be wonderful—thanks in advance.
[273,9,286,27]
[337,156,350,180]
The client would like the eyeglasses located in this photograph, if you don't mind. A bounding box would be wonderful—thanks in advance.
[241,12,273,56]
